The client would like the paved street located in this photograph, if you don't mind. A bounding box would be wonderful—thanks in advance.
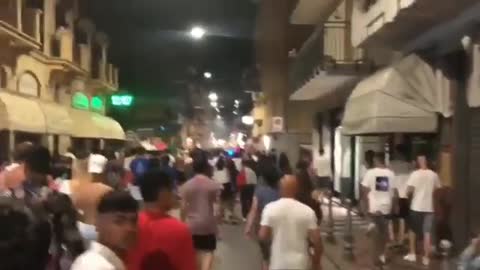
[171,200,455,270]
[213,224,262,270]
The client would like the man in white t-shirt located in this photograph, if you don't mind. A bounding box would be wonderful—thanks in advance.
[361,152,397,266]
[259,175,322,270]
[404,154,441,266]
[389,145,413,245]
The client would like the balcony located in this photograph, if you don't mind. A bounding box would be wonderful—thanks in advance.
[290,0,342,25]
[89,60,117,92]
[352,0,479,50]
[289,17,370,101]
[30,27,87,78]
[0,3,42,49]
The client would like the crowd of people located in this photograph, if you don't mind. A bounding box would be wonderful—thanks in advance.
[0,142,329,270]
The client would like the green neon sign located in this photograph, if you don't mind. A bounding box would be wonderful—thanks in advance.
[72,92,89,110]
[111,94,133,107]
[91,96,104,112]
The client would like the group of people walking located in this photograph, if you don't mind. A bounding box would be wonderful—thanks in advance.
[360,148,442,267]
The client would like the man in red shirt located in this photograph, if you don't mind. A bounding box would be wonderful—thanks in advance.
[127,170,197,270]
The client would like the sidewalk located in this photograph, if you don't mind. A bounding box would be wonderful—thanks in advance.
[320,200,455,270]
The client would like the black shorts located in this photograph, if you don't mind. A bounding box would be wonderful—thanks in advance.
[398,198,410,219]
[220,183,234,201]
[192,234,217,251]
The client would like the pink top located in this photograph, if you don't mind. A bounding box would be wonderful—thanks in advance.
[180,174,222,235]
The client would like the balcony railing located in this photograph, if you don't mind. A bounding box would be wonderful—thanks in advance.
[22,8,42,42]
[289,29,323,94]
[0,4,42,44]
[289,22,368,96]
[352,0,479,48]
[0,6,17,28]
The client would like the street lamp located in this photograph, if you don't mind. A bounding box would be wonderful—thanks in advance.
[190,26,206,40]
[208,92,218,101]
[242,115,254,125]
[204,72,212,79]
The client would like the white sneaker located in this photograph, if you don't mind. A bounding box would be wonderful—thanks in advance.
[422,256,430,266]
[379,254,386,264]
[404,253,416,262]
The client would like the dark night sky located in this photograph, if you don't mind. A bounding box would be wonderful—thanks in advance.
[85,0,257,101]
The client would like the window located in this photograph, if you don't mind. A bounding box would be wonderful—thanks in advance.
[17,72,40,97]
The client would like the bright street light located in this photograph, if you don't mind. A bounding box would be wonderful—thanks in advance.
[190,26,206,40]
[208,92,218,101]
[242,115,254,125]
[204,72,212,79]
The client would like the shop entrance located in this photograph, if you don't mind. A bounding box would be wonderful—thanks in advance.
[15,131,43,146]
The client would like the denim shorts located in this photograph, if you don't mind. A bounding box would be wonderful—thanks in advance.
[409,211,434,235]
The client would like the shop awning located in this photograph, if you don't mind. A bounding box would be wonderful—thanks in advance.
[91,113,126,140]
[341,55,451,135]
[37,101,73,135]
[0,92,46,133]
[70,109,125,140]
[69,109,102,138]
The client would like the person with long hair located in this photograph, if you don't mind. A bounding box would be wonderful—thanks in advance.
[278,152,292,176]
[296,160,322,223]
[238,159,258,219]
[213,156,236,223]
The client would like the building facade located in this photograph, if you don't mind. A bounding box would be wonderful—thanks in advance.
[0,0,123,160]
[256,0,480,250]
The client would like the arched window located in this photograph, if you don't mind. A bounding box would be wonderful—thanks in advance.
[17,71,40,97]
